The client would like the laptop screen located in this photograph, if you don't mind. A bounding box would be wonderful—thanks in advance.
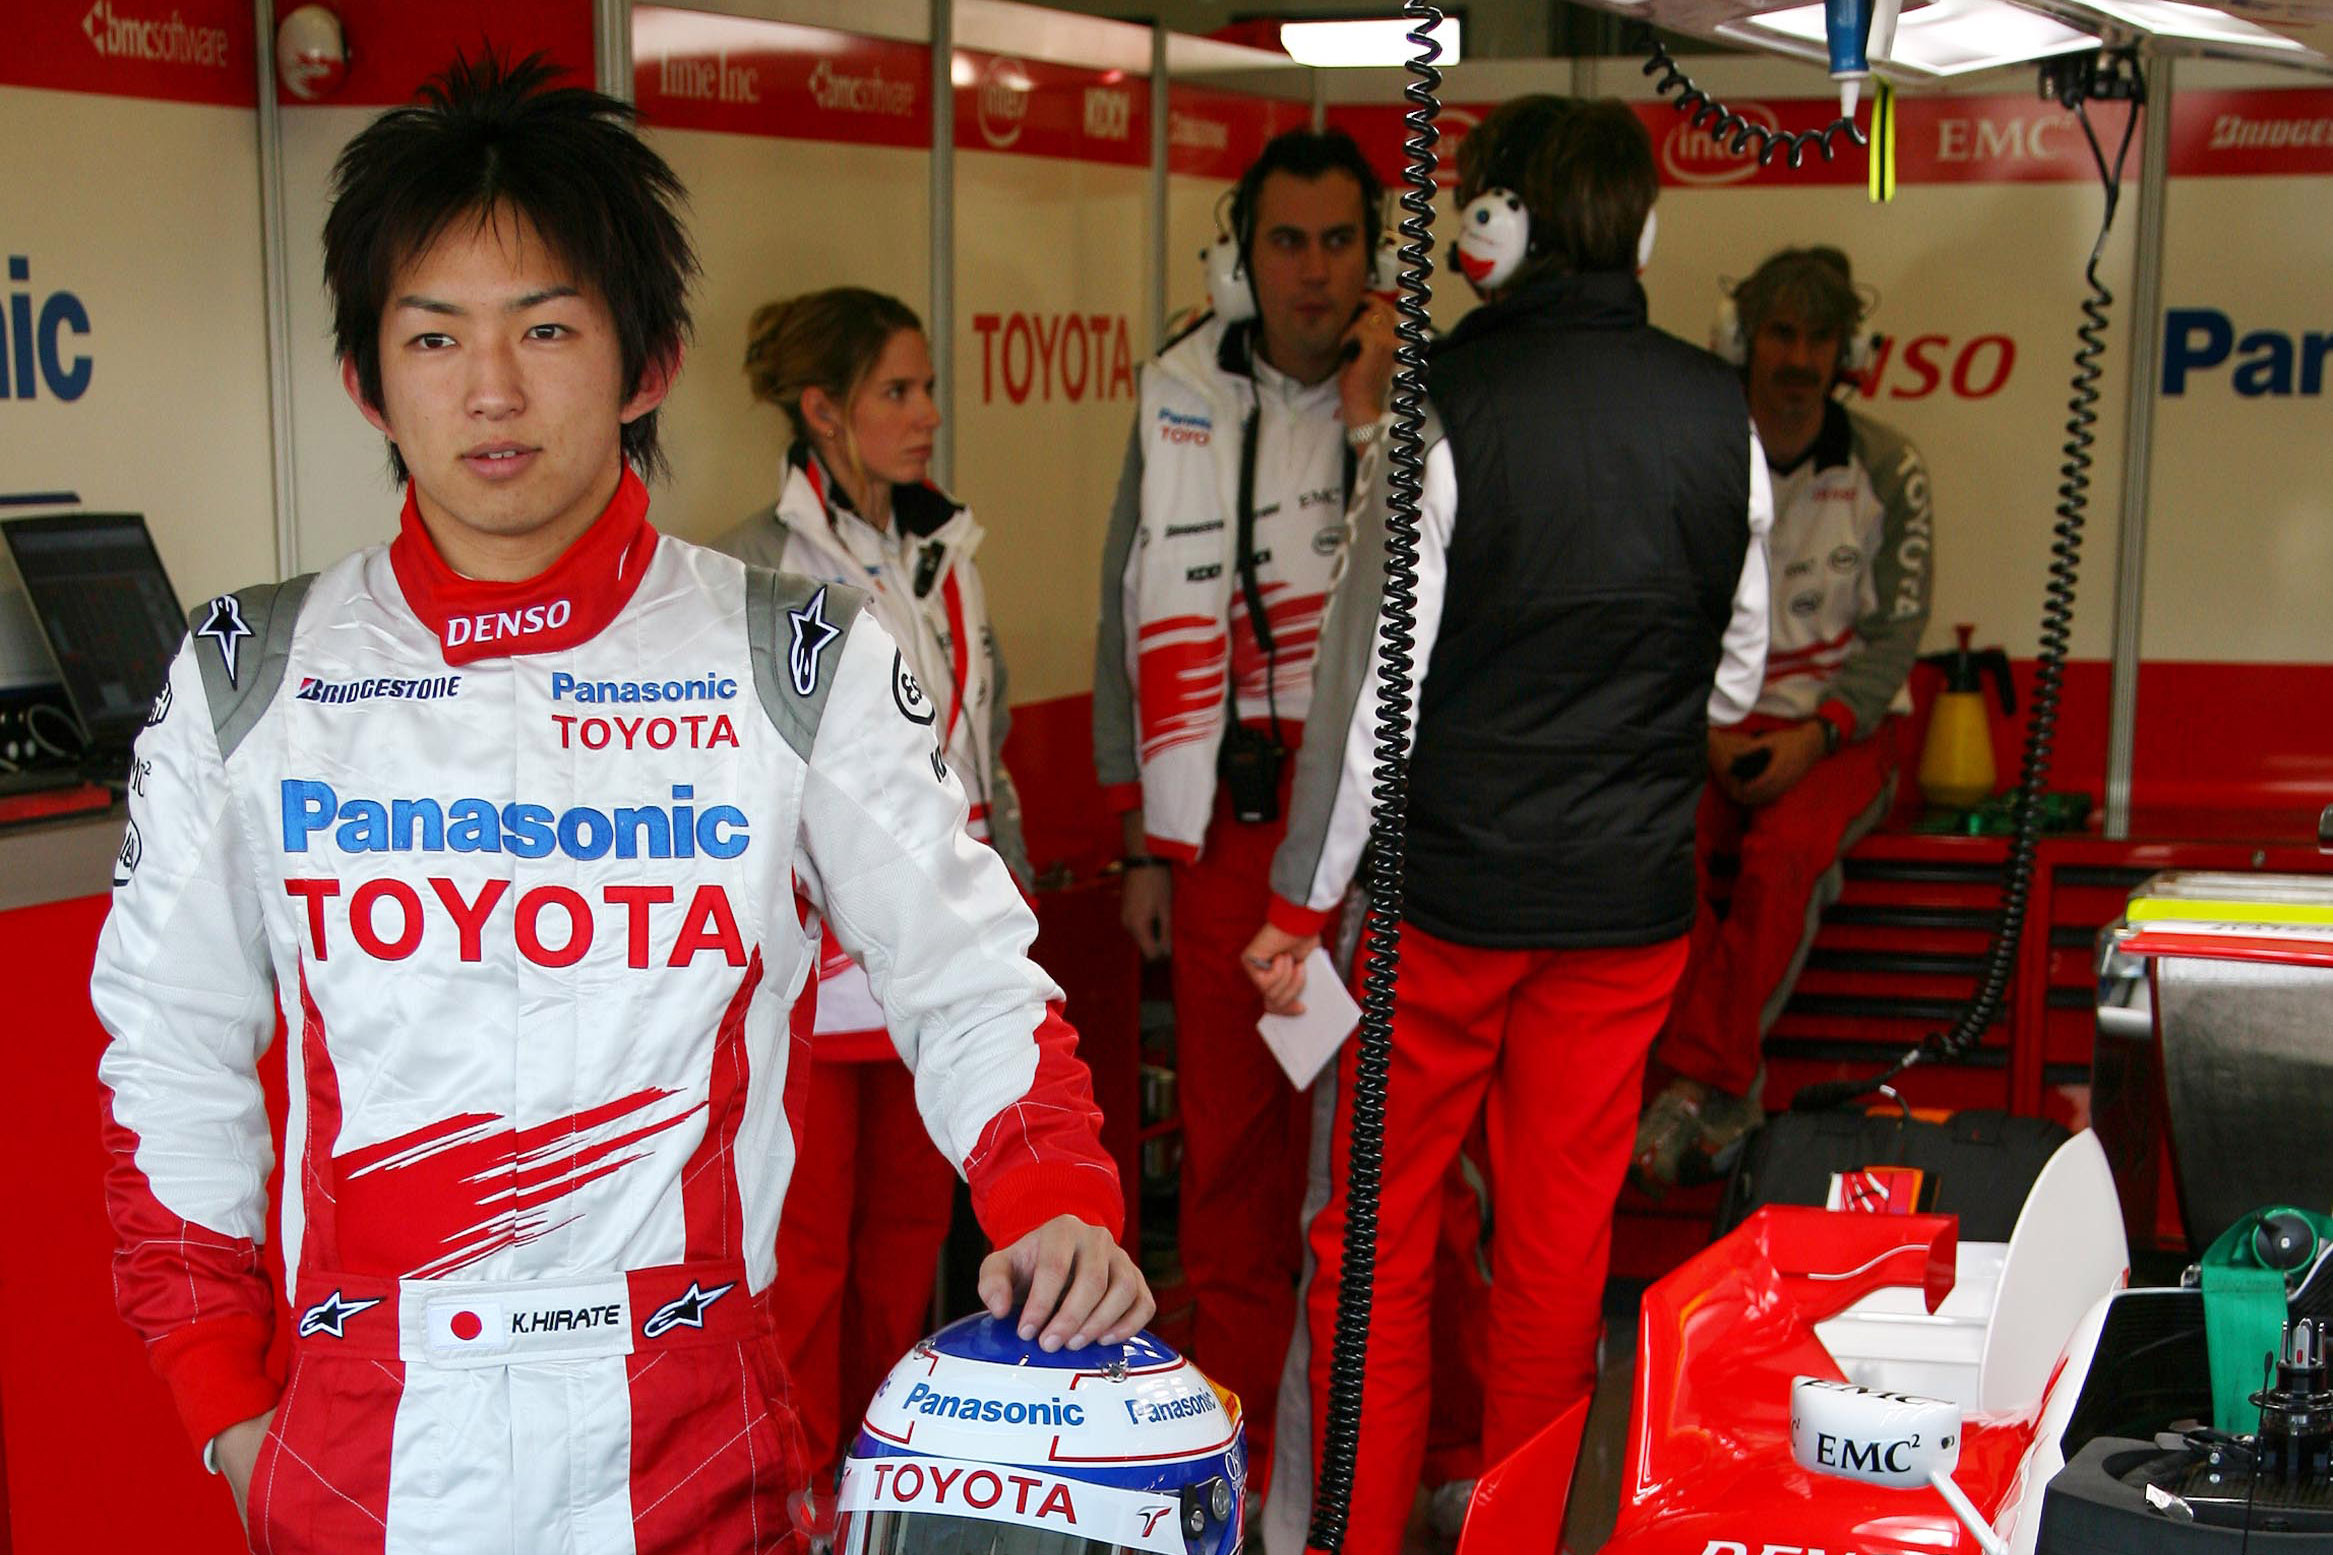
[1,515,186,753]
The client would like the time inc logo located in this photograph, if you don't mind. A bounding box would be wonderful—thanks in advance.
[3,257,93,402]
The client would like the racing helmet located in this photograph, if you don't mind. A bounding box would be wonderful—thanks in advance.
[834,1313,1245,1555]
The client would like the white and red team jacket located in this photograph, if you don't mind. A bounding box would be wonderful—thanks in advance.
[91,471,1120,1503]
[1755,401,1936,740]
[1092,314,1354,860]
[715,448,1028,1054]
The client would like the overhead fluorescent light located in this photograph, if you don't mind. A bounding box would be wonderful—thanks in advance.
[2051,0,2312,50]
[1726,0,2097,75]
[1279,16,1464,68]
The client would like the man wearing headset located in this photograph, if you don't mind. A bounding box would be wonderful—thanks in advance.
[1240,98,1773,1554]
[1632,246,1936,1192]
[1090,128,1399,1489]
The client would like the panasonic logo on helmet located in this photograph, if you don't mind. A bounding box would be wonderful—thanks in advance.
[280,780,749,861]
[898,1382,1086,1426]
[549,671,739,704]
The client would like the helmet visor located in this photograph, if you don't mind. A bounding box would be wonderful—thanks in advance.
[838,1509,1129,1555]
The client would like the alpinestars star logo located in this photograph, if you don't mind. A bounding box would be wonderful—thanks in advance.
[298,1288,384,1339]
[642,1279,736,1339]
[195,594,254,687]
[788,586,841,696]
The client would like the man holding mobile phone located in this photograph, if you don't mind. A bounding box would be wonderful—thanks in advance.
[1089,129,1396,1489]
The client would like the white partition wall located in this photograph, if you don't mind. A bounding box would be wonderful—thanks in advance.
[633,8,934,542]
[0,0,275,625]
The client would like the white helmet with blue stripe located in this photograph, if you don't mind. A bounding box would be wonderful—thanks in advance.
[835,1313,1246,1554]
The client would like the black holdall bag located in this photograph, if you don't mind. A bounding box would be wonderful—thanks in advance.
[1715,1106,2072,1243]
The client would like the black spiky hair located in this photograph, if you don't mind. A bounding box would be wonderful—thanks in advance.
[324,50,699,482]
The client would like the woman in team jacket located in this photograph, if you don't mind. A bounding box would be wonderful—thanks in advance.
[716,286,1033,1493]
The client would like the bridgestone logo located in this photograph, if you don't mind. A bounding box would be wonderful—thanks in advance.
[2210,113,2333,151]
[808,59,914,117]
[82,2,232,67]
[299,675,463,705]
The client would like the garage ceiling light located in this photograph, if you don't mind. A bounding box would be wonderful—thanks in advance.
[2046,0,2314,51]
[1723,0,2098,75]
[1278,16,1464,67]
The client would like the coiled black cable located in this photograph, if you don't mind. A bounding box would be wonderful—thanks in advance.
[1634,24,1867,169]
[1794,64,2145,1111]
[1305,4,1439,1550]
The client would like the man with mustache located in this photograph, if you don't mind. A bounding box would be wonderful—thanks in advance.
[1633,245,1936,1192]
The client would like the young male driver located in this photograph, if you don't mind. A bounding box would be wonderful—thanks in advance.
[93,55,1147,1553]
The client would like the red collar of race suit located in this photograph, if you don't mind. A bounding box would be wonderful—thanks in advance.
[389,466,660,666]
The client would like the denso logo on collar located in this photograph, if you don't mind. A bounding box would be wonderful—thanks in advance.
[447,599,571,649]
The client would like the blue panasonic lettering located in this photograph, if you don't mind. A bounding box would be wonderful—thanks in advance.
[697,806,749,859]
[897,1384,1082,1425]
[548,671,739,704]
[447,798,500,851]
[613,806,671,858]
[337,799,389,852]
[391,798,445,852]
[558,807,614,860]
[2163,309,2231,394]
[283,779,337,851]
[2164,307,2333,396]
[503,804,556,859]
[2,257,92,403]
[279,781,747,861]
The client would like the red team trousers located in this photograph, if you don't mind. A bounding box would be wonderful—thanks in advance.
[1306,924,1688,1555]
[1658,724,1900,1096]
[772,1054,958,1484]
[1171,789,1315,1478]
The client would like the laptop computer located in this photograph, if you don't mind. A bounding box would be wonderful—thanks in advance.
[1,513,189,791]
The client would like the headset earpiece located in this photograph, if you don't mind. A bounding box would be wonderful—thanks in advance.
[1370,231,1403,296]
[1454,187,1529,294]
[1203,234,1256,324]
[1203,187,1256,324]
[1636,208,1658,276]
[1712,293,1748,368]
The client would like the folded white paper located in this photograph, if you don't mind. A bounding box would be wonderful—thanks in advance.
[1257,947,1362,1091]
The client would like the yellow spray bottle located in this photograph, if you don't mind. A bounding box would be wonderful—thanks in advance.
[1917,624,2016,811]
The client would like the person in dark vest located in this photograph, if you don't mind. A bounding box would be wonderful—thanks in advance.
[1237,96,1774,1554]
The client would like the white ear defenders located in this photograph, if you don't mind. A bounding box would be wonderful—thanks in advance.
[1202,190,1257,325]
[1454,188,1660,295]
[1370,199,1404,296]
[1454,187,1530,291]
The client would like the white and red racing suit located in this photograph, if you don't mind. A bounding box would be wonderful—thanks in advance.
[713,445,1030,1482]
[1655,400,1936,1098]
[91,468,1120,1555]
